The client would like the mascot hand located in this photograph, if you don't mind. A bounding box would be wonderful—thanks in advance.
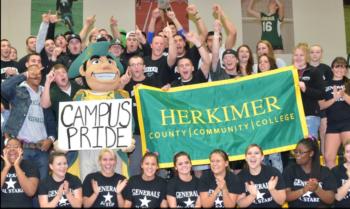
[121,138,136,153]
[53,141,68,154]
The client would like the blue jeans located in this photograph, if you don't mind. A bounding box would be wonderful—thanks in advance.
[306,116,321,139]
[23,148,49,180]
[128,135,142,176]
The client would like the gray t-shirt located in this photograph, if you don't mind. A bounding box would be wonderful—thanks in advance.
[17,82,47,143]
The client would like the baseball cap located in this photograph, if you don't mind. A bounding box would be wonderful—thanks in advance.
[67,34,82,44]
[222,49,238,59]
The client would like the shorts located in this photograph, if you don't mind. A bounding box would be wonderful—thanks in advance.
[326,119,350,133]
[319,110,327,118]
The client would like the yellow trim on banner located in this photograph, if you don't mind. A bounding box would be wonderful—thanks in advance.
[134,85,148,157]
[136,66,295,93]
[135,66,306,168]
[291,66,309,138]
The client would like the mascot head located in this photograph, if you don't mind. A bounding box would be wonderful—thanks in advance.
[68,41,124,92]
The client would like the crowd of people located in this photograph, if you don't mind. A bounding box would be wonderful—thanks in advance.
[1,0,350,208]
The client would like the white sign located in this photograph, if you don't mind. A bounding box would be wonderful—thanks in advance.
[58,99,132,150]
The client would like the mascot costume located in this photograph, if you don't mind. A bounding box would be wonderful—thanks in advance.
[56,41,135,180]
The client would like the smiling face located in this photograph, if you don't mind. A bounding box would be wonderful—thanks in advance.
[27,65,42,87]
[99,150,116,176]
[175,155,192,176]
[49,156,68,179]
[245,146,264,170]
[294,143,313,166]
[79,55,121,92]
[210,152,228,175]
[4,139,22,164]
[258,55,271,72]
[141,156,158,178]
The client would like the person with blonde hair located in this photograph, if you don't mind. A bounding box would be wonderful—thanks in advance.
[293,43,325,139]
[82,148,127,208]
[253,40,286,73]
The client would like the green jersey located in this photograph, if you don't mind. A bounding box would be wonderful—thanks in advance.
[260,12,283,50]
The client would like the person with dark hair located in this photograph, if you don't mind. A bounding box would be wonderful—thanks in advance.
[199,149,242,208]
[82,149,127,208]
[167,151,201,208]
[1,64,56,181]
[237,144,286,208]
[56,0,78,32]
[257,53,278,73]
[123,152,168,208]
[237,44,254,76]
[318,56,350,169]
[38,151,82,207]
[1,39,19,81]
[331,139,350,208]
[1,138,40,208]
[283,138,336,208]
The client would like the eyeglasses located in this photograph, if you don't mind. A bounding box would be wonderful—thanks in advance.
[130,63,143,67]
[293,150,310,155]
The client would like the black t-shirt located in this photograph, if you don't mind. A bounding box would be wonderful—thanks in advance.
[170,69,208,87]
[38,173,82,208]
[312,63,333,83]
[1,160,40,208]
[167,175,200,208]
[144,55,172,86]
[83,172,126,208]
[282,163,337,208]
[1,60,19,81]
[198,170,242,208]
[124,77,160,134]
[122,175,167,208]
[237,165,286,208]
[323,79,350,123]
[331,164,350,208]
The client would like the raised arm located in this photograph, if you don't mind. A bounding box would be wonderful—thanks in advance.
[247,0,261,19]
[80,15,96,45]
[41,70,55,108]
[110,16,122,40]
[163,24,177,67]
[185,32,210,78]
[275,0,285,21]
[213,4,237,49]
[166,10,184,34]
[187,4,208,44]
[36,12,50,53]
[211,20,222,71]
[147,8,161,43]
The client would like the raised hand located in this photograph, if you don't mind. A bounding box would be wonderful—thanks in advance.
[245,181,258,197]
[166,10,176,20]
[116,179,128,194]
[267,176,278,191]
[1,149,11,168]
[91,179,100,194]
[212,4,223,20]
[184,32,201,46]
[186,4,198,16]
[85,15,96,26]
[13,148,23,167]
[152,8,161,19]
[42,12,50,23]
[110,16,118,26]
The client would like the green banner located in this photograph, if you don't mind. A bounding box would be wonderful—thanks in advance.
[135,66,308,168]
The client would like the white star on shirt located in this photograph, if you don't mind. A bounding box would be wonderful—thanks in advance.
[214,197,223,207]
[5,178,16,189]
[103,192,113,203]
[139,196,151,207]
[256,191,265,200]
[184,197,194,207]
[302,191,313,198]
[59,196,68,205]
